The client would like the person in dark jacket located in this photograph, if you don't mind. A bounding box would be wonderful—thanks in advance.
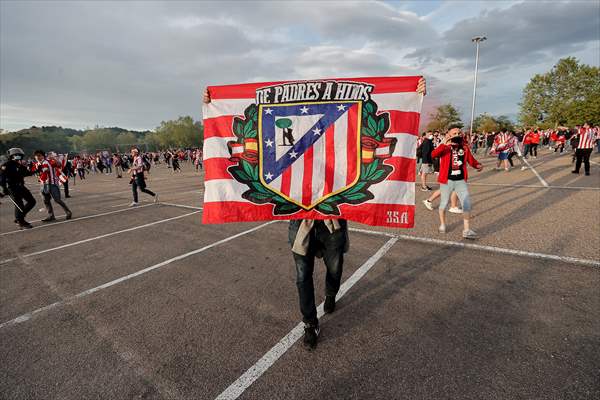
[419,132,435,191]
[0,148,36,229]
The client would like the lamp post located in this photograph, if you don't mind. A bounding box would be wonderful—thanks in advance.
[469,35,486,136]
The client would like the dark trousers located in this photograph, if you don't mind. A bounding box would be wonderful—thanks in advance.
[529,144,538,157]
[523,144,530,157]
[8,185,36,223]
[42,184,71,216]
[63,180,69,197]
[574,148,593,174]
[132,174,155,202]
[289,220,347,325]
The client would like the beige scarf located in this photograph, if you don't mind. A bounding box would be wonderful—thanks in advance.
[292,219,344,256]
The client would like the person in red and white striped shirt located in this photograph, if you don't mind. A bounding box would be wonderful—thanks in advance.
[32,150,72,222]
[572,123,596,176]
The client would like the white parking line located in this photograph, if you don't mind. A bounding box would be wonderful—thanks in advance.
[0,221,275,330]
[468,182,600,191]
[522,158,549,187]
[0,210,201,265]
[160,202,203,211]
[348,227,600,268]
[215,236,398,400]
[0,204,155,237]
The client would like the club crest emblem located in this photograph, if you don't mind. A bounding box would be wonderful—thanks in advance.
[226,81,398,216]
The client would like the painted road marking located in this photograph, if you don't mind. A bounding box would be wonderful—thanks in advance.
[0,221,276,329]
[0,204,155,236]
[347,227,600,268]
[468,182,600,191]
[0,210,201,265]
[215,236,399,400]
[160,202,203,211]
[522,158,549,187]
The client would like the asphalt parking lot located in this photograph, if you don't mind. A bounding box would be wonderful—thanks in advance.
[1,149,599,400]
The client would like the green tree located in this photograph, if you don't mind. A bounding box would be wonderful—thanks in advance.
[472,113,515,132]
[153,116,203,148]
[425,104,463,132]
[519,57,600,127]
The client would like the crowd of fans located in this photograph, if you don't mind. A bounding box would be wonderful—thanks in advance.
[0,147,203,229]
[417,123,600,190]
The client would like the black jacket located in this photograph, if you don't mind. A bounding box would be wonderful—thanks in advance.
[420,138,434,164]
[0,160,32,192]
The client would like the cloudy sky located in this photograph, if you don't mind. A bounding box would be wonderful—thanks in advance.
[1,0,598,131]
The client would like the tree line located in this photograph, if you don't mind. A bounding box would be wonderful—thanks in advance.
[425,57,598,133]
[0,116,203,155]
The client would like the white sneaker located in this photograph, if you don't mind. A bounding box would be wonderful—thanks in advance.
[422,199,434,211]
[438,224,446,233]
[521,166,527,170]
[462,229,478,239]
[448,207,463,214]
[154,194,160,204]
[129,202,139,207]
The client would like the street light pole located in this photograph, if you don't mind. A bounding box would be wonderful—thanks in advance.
[469,35,486,136]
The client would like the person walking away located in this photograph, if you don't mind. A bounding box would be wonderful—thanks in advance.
[506,132,527,170]
[128,147,158,206]
[485,132,494,156]
[419,132,435,191]
[522,129,533,158]
[32,150,72,222]
[113,153,123,178]
[572,123,596,176]
[76,157,86,180]
[0,148,37,229]
[530,129,540,158]
[58,154,72,198]
[431,128,483,239]
[171,153,181,173]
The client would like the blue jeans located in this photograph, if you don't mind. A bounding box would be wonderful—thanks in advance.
[439,179,472,212]
[288,220,347,325]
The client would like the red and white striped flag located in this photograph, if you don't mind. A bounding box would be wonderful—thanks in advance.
[202,76,423,227]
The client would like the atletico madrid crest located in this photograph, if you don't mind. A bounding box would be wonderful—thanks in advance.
[226,80,398,216]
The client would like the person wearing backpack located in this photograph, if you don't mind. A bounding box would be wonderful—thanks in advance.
[128,147,158,207]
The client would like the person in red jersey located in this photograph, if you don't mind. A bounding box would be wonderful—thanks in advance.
[32,150,72,222]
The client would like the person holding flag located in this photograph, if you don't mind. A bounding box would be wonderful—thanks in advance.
[203,76,427,350]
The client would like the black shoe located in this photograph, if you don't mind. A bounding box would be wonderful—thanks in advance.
[585,172,590,176]
[18,221,33,229]
[65,212,72,220]
[571,170,579,174]
[41,216,56,222]
[303,323,320,350]
[324,295,336,314]
[65,195,71,198]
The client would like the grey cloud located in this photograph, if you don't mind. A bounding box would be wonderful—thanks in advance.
[408,0,600,68]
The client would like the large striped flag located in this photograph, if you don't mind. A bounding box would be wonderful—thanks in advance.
[202,76,423,227]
